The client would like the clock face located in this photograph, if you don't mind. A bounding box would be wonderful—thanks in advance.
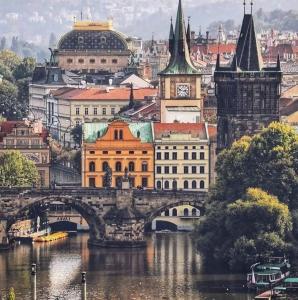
[177,84,190,97]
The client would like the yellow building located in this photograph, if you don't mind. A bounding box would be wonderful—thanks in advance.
[82,120,154,189]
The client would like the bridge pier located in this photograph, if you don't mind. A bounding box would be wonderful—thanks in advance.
[0,220,10,249]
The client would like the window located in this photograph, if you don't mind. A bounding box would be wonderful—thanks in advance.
[85,108,89,115]
[89,162,96,172]
[90,58,95,64]
[164,152,169,160]
[165,146,169,150]
[156,181,162,189]
[164,166,169,174]
[130,177,135,188]
[119,130,123,140]
[172,152,177,160]
[89,178,96,188]
[200,152,205,160]
[192,146,196,150]
[200,146,204,150]
[184,181,189,189]
[102,162,109,172]
[192,166,197,174]
[114,130,118,140]
[156,166,162,174]
[164,181,170,190]
[67,58,73,64]
[173,180,177,190]
[142,151,148,154]
[184,146,188,150]
[116,151,122,155]
[129,151,134,155]
[173,146,177,150]
[192,152,197,160]
[115,162,122,172]
[184,166,188,174]
[129,162,135,172]
[97,132,101,139]
[200,166,205,174]
[142,177,148,188]
[192,208,197,216]
[103,151,108,155]
[102,108,106,115]
[184,152,189,160]
[172,166,177,174]
[90,151,95,155]
[172,208,177,216]
[192,180,197,189]
[101,59,107,64]
[165,209,170,216]
[156,152,161,160]
[111,108,115,115]
[200,180,205,189]
[76,108,80,115]
[184,208,189,217]
[142,162,148,172]
[112,59,118,64]
[78,58,84,64]
[94,108,98,115]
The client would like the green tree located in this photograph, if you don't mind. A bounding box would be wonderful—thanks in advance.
[0,151,39,187]
[195,188,292,271]
[0,80,19,120]
[214,123,298,207]
[16,78,30,117]
[71,125,83,147]
[0,62,13,81]
[7,288,15,300]
[0,50,21,71]
[13,57,36,80]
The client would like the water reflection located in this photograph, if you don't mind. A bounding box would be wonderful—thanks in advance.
[0,233,255,300]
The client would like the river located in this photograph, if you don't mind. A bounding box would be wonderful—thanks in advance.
[0,233,282,299]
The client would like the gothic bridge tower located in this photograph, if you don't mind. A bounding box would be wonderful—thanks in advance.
[214,2,282,151]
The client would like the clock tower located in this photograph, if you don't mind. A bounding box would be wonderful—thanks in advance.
[159,0,202,123]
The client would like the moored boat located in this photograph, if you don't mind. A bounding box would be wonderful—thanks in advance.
[247,257,291,290]
[274,277,298,294]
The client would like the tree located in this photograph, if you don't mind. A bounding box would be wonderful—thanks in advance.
[0,151,39,187]
[13,57,36,80]
[195,188,292,271]
[0,62,13,82]
[16,78,30,117]
[0,80,19,120]
[214,123,298,208]
[0,50,21,71]
[0,37,6,51]
[71,125,83,147]
[7,288,15,300]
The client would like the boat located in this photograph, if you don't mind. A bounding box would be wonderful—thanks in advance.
[247,257,291,290]
[34,232,68,242]
[274,277,298,294]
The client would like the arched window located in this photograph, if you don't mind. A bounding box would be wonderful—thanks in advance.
[115,162,122,172]
[200,180,205,189]
[89,161,96,172]
[156,181,162,189]
[184,181,189,189]
[192,180,197,189]
[165,209,169,216]
[102,162,109,172]
[141,162,148,172]
[184,208,189,217]
[128,162,135,172]
[164,180,169,190]
[97,131,101,138]
[114,130,118,140]
[119,130,123,140]
[172,208,177,216]
[192,208,197,216]
[173,180,177,190]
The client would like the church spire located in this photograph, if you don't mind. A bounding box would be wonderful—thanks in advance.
[159,0,199,75]
[169,17,175,56]
[186,16,191,52]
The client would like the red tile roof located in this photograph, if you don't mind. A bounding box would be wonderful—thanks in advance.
[154,123,208,139]
[192,44,236,55]
[53,87,158,101]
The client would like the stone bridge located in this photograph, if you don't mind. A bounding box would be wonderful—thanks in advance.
[0,188,207,248]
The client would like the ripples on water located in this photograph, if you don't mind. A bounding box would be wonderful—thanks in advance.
[0,233,263,299]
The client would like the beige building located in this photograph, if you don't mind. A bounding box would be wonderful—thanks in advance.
[154,123,210,191]
[0,120,50,187]
[55,20,131,74]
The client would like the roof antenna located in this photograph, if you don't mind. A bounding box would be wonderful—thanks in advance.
[250,0,253,15]
[243,0,246,15]
[81,10,83,21]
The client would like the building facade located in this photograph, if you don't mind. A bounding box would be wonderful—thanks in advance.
[0,120,50,187]
[82,120,154,189]
[214,9,282,151]
[159,1,202,123]
[154,123,210,192]
[55,20,131,74]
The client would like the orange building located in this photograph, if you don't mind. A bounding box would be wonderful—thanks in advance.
[82,119,154,189]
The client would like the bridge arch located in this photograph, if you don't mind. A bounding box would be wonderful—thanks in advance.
[7,196,104,241]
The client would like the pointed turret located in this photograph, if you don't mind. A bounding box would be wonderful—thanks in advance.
[232,13,263,71]
[169,18,175,56]
[215,54,220,70]
[159,0,199,75]
[277,54,281,71]
[186,17,191,52]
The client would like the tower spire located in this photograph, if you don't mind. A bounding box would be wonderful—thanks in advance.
[250,0,253,15]
[169,17,175,56]
[186,16,191,52]
[243,0,246,15]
